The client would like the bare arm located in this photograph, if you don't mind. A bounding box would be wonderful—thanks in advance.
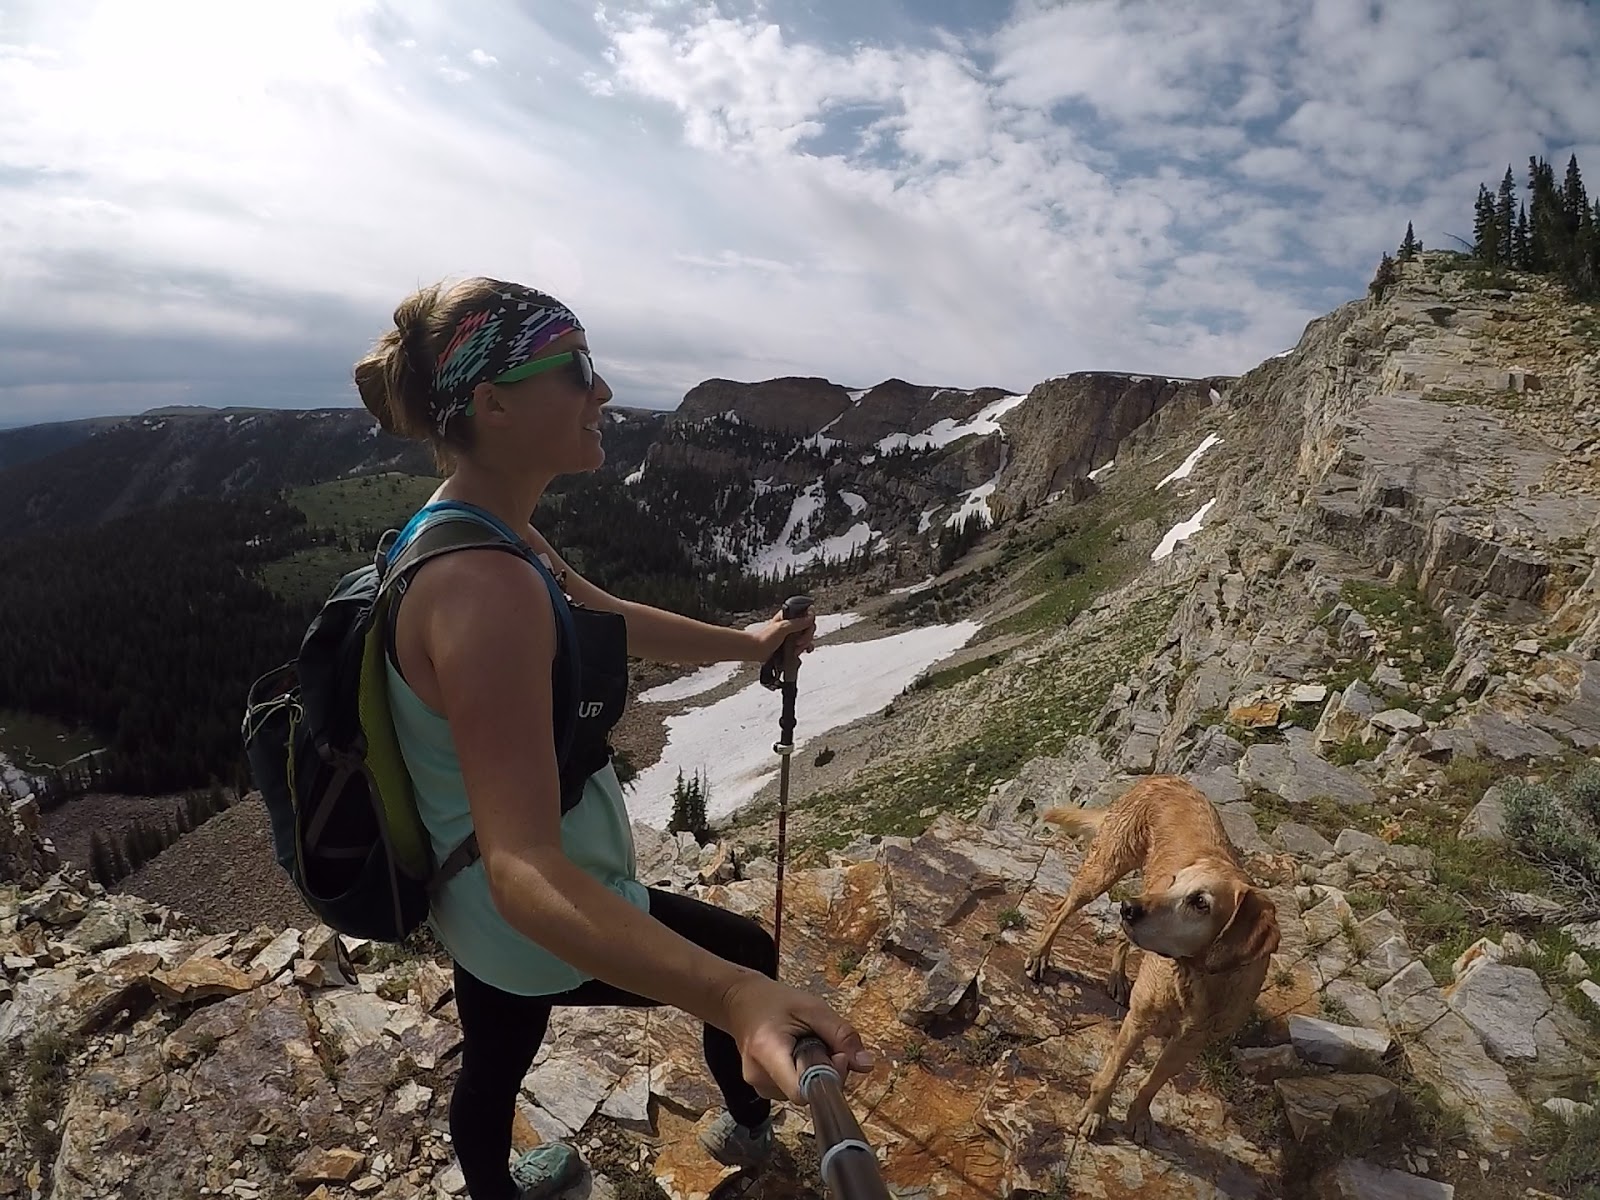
[526,529,811,666]
[421,551,864,1097]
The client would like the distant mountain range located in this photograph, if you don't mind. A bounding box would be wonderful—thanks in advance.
[0,369,1228,584]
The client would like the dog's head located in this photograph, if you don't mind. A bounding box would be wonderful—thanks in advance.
[1118,860,1280,973]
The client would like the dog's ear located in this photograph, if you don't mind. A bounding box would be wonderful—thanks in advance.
[1201,885,1280,975]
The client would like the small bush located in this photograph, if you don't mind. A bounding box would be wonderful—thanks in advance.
[1543,1101,1600,1198]
[1504,766,1600,910]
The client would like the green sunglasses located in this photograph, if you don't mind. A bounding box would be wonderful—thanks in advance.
[465,349,596,417]
[494,347,595,389]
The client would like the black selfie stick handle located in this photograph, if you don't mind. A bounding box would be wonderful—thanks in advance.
[793,1036,890,1200]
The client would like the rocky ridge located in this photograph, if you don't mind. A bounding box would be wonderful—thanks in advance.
[13,796,1582,1200]
[6,254,1600,1199]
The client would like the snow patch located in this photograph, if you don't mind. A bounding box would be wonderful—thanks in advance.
[628,620,982,825]
[1152,498,1218,561]
[639,663,739,704]
[797,431,843,455]
[1088,460,1115,482]
[946,471,999,528]
[639,614,862,705]
[752,480,877,577]
[623,466,645,486]
[1155,434,1222,490]
[917,507,939,534]
[1208,387,1222,404]
[840,491,867,515]
[875,391,1027,454]
[741,611,862,639]
[889,576,936,595]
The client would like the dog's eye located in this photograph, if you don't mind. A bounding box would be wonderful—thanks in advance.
[1187,893,1210,912]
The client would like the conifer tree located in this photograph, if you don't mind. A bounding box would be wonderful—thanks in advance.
[1564,155,1589,234]
[668,768,710,842]
[1368,251,1398,300]
[1514,203,1531,270]
[1398,222,1421,261]
[1496,166,1517,265]
[1527,155,1561,273]
[88,830,113,886]
[122,827,144,872]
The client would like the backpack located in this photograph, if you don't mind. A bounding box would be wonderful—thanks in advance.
[240,500,581,943]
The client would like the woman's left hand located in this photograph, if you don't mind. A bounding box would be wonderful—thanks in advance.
[746,605,817,664]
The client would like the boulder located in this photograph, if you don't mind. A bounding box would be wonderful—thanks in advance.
[1288,1015,1394,1069]
[1238,729,1377,807]
[1458,785,1508,844]
[1379,961,1531,1151]
[1275,1074,1398,1142]
[1314,1158,1455,1199]
[1443,964,1551,1062]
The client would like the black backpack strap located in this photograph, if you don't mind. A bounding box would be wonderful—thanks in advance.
[380,519,530,679]
[378,513,584,896]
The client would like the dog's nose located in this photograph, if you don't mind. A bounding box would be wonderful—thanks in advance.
[1120,900,1144,922]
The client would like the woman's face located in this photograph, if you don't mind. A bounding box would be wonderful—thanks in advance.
[477,330,612,476]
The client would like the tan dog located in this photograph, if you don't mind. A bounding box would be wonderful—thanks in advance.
[1023,776,1280,1142]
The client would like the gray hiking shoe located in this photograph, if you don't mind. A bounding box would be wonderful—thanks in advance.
[698,1111,775,1169]
[511,1143,583,1199]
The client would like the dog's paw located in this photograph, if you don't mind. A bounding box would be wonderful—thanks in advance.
[1023,949,1049,984]
[1127,1109,1153,1145]
[1073,1104,1107,1140]
[1107,971,1131,1008]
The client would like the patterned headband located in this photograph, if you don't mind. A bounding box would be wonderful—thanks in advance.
[429,282,584,438]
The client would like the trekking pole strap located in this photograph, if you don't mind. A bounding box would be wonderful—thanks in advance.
[794,1037,890,1200]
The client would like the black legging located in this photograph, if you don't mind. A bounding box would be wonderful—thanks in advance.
[449,887,778,1200]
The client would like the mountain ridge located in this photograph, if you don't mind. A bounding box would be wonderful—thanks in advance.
[5,251,1600,1198]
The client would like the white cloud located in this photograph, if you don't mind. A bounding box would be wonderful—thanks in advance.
[0,0,1597,425]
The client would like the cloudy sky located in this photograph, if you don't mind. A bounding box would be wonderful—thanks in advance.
[1,0,1597,428]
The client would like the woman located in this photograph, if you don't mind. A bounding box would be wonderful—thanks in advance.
[354,278,873,1200]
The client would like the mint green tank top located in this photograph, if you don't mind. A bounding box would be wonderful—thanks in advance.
[385,658,651,996]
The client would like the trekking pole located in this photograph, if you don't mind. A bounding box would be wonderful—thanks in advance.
[760,594,813,961]
[793,1036,891,1200]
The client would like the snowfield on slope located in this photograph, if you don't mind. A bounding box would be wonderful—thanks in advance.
[751,480,877,577]
[637,613,863,704]
[627,618,982,826]
[1152,497,1218,560]
[1156,433,1223,489]
[875,391,1027,454]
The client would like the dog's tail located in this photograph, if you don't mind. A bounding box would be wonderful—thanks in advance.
[1039,805,1107,839]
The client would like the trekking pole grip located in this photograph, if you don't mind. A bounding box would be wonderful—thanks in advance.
[793,1036,890,1200]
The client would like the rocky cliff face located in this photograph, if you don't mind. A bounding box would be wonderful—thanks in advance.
[0,797,59,891]
[636,376,1030,579]
[993,372,1230,510]
[675,378,854,437]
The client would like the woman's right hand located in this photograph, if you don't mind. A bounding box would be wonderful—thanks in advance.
[720,972,876,1104]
